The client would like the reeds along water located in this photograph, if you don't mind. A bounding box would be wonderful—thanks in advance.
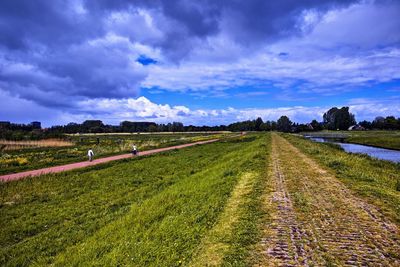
[0,139,73,151]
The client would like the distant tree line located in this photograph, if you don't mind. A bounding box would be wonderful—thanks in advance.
[1,107,400,140]
[0,121,57,140]
[358,116,400,130]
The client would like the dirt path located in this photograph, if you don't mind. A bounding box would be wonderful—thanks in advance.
[259,134,400,266]
[0,139,218,182]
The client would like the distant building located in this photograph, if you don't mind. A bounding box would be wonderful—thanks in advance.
[348,124,365,131]
[30,121,42,129]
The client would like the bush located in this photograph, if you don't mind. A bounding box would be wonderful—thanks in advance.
[396,180,400,192]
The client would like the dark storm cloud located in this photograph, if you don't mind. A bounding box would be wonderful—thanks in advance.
[145,0,358,51]
[88,0,221,37]
[0,38,147,106]
[0,0,358,54]
[0,1,147,106]
[157,0,357,47]
[219,0,357,43]
[0,0,360,108]
[0,0,105,50]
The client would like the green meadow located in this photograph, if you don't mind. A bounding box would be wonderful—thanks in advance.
[0,134,269,266]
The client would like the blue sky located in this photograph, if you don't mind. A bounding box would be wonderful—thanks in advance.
[0,0,399,126]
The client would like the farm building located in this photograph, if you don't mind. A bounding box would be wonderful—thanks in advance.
[348,124,365,131]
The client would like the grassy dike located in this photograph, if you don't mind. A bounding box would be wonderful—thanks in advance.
[0,134,270,266]
[346,131,400,150]
[282,133,400,224]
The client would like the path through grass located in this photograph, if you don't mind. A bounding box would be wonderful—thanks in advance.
[284,133,400,224]
[0,133,226,175]
[255,133,400,266]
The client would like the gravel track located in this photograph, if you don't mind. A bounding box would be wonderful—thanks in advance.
[260,134,400,266]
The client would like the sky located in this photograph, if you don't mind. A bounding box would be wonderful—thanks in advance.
[0,0,399,127]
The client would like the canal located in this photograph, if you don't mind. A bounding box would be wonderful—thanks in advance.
[304,136,400,163]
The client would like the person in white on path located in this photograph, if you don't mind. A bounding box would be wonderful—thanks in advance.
[88,149,94,162]
[132,144,138,155]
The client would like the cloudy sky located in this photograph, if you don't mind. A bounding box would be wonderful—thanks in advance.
[0,0,399,126]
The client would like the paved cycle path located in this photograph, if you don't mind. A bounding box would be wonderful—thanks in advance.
[0,139,218,182]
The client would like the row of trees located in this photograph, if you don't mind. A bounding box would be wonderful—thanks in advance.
[1,107,400,139]
[358,116,400,130]
[0,121,50,140]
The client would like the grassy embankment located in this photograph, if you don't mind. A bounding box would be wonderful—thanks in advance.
[283,134,400,224]
[0,133,226,175]
[0,134,269,266]
[345,131,400,150]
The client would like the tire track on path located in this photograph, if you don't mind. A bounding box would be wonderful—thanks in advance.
[259,133,400,266]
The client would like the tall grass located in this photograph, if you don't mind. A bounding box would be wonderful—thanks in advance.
[0,139,73,151]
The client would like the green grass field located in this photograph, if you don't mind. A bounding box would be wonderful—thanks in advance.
[283,133,400,224]
[0,133,227,175]
[2,132,400,266]
[0,134,269,266]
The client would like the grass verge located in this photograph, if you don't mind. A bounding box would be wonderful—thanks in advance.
[346,132,400,150]
[190,133,270,267]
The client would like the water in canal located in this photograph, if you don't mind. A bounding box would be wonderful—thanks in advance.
[304,136,400,163]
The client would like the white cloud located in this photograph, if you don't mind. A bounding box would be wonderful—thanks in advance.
[105,9,164,45]
[306,1,400,48]
[68,97,399,128]
[2,91,399,126]
[348,97,400,121]
[77,96,193,122]
[67,96,400,126]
